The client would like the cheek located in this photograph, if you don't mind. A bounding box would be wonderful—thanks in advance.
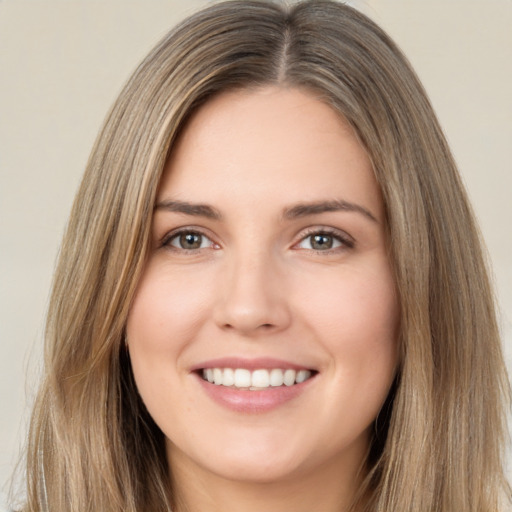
[297,258,399,388]
[127,262,210,352]
[302,259,398,339]
[125,263,210,407]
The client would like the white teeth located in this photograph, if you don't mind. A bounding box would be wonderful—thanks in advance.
[251,369,270,388]
[213,368,223,385]
[223,368,235,386]
[234,368,251,388]
[296,369,310,383]
[283,369,296,386]
[269,368,284,386]
[201,368,313,389]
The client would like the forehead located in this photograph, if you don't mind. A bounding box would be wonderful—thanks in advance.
[159,86,383,220]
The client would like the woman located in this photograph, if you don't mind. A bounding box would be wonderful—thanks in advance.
[16,1,510,511]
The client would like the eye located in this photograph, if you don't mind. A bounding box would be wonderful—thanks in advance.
[164,230,215,251]
[295,230,354,251]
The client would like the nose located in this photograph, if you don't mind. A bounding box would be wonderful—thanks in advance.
[213,250,292,336]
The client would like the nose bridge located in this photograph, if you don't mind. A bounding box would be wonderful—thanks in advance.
[214,242,290,335]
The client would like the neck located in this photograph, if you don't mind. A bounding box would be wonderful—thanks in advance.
[169,447,368,512]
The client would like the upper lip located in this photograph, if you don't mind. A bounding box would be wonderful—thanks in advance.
[190,357,316,372]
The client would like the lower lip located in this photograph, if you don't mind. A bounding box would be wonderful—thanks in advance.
[195,373,315,413]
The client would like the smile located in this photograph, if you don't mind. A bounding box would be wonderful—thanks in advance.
[201,368,313,390]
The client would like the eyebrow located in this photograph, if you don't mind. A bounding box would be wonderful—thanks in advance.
[154,199,222,220]
[282,199,379,223]
[154,198,378,223]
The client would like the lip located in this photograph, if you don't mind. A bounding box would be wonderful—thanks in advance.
[195,373,315,413]
[190,357,315,372]
[190,357,318,413]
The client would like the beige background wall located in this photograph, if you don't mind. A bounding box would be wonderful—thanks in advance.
[1,0,511,500]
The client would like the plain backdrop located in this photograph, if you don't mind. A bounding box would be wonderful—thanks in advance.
[1,0,511,500]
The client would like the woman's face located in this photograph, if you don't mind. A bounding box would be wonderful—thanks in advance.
[126,87,399,485]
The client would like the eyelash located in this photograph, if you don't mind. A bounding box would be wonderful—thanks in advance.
[160,227,355,253]
[161,229,217,252]
[294,227,355,253]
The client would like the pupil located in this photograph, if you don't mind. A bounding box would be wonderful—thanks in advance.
[180,233,201,249]
[312,234,332,250]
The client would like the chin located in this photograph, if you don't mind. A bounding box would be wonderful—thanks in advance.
[167,429,318,484]
[201,454,307,484]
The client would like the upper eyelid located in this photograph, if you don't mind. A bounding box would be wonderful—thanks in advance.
[295,226,354,243]
[161,225,212,236]
[160,227,216,247]
[292,227,356,252]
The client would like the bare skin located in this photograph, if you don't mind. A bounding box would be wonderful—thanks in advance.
[170,444,364,512]
[127,86,398,512]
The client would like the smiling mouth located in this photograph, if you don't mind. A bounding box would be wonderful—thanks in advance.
[200,368,316,390]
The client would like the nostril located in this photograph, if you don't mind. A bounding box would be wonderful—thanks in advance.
[221,322,276,331]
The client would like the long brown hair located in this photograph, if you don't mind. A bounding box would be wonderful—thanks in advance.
[20,1,510,511]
